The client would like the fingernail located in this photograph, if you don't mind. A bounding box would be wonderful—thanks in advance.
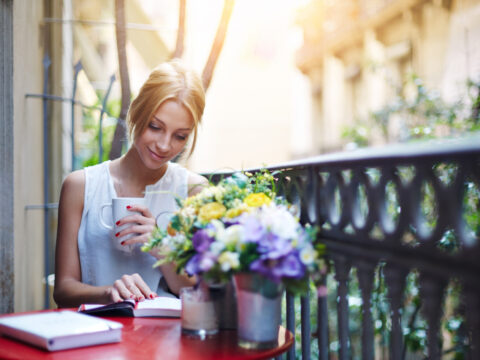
[138,296,144,301]
[115,232,120,237]
[121,241,125,245]
[115,220,120,225]
[149,294,154,299]
[130,294,135,299]
[126,205,131,209]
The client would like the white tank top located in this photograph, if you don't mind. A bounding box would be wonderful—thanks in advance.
[77,161,189,296]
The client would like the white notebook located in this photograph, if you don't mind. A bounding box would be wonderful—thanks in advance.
[0,310,122,351]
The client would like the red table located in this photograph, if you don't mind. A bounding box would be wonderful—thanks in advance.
[0,309,294,359]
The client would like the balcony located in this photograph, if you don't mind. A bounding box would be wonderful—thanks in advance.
[208,135,480,359]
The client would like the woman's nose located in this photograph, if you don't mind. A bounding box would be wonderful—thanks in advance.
[156,134,171,152]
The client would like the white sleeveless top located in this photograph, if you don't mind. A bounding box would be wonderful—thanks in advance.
[78,161,189,296]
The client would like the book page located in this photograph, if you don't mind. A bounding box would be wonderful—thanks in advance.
[135,296,181,311]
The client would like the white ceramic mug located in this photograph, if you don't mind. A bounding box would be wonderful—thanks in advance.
[99,197,146,252]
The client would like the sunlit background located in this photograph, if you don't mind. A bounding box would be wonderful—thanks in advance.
[70,0,480,174]
[72,0,315,172]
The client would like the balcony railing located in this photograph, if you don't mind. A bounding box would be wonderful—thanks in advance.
[208,135,480,360]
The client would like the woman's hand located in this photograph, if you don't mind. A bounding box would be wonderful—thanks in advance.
[106,273,157,303]
[115,204,156,248]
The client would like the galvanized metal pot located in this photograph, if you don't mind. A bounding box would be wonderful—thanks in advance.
[233,273,284,349]
[208,279,237,330]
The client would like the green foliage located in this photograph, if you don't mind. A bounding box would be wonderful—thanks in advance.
[79,96,121,168]
[342,74,480,147]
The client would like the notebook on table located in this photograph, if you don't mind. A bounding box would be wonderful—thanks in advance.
[0,310,122,351]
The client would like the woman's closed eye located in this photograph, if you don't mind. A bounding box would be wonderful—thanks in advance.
[149,123,162,131]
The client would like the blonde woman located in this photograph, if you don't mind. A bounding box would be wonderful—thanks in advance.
[54,60,207,307]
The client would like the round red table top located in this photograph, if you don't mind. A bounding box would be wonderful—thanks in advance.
[0,309,294,360]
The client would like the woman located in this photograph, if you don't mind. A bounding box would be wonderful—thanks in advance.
[54,60,207,307]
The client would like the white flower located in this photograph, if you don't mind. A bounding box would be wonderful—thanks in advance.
[299,244,316,265]
[209,240,225,255]
[206,219,225,240]
[218,251,240,271]
[213,186,227,202]
[179,205,196,219]
[231,198,243,208]
[260,204,299,239]
[217,224,244,246]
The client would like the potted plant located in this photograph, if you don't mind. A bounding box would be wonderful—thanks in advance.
[143,170,325,348]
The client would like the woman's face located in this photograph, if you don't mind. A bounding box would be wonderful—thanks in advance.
[134,99,194,170]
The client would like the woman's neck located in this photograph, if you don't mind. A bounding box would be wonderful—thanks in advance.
[110,147,168,197]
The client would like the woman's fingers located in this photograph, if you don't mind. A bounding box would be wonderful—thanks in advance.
[116,224,154,245]
[113,279,135,300]
[131,273,157,300]
[107,286,123,303]
[126,204,154,219]
[113,274,145,301]
[117,213,155,227]
[112,274,156,302]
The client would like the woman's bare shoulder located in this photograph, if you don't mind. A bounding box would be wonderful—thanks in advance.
[187,171,209,196]
[62,169,85,190]
[59,170,85,206]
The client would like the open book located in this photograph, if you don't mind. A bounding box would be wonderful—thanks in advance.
[0,310,122,351]
[79,296,181,318]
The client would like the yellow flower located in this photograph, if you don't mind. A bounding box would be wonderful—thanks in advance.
[183,194,197,207]
[225,207,243,219]
[244,193,271,208]
[198,202,226,222]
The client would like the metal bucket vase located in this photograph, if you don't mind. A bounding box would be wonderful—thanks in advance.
[233,273,284,349]
[209,279,237,330]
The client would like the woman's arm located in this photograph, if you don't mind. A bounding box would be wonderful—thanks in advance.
[53,171,155,307]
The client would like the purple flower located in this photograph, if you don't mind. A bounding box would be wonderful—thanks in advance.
[192,229,214,253]
[239,215,264,243]
[250,258,281,283]
[198,252,216,272]
[277,253,305,279]
[257,233,292,259]
[249,252,306,282]
[185,252,217,276]
[185,254,202,276]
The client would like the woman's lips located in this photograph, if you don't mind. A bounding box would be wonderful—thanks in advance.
[148,148,168,161]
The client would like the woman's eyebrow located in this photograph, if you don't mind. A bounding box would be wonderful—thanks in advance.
[152,116,192,131]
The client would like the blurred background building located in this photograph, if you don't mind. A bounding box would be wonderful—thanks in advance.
[296,0,480,152]
[2,0,479,312]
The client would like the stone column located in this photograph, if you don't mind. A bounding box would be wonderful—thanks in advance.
[0,0,14,314]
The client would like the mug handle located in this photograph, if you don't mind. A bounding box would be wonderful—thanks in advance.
[99,203,113,230]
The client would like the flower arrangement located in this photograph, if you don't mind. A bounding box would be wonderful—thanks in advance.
[142,170,325,294]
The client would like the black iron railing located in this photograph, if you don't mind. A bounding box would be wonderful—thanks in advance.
[208,135,480,360]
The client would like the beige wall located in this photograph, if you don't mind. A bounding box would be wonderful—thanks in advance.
[13,0,47,311]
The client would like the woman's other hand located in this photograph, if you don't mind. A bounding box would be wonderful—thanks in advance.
[106,273,157,303]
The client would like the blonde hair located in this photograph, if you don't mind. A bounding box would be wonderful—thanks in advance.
[127,60,205,156]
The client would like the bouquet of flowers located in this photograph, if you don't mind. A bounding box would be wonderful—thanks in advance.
[142,170,325,294]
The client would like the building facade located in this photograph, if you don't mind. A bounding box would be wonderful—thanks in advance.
[297,0,480,152]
